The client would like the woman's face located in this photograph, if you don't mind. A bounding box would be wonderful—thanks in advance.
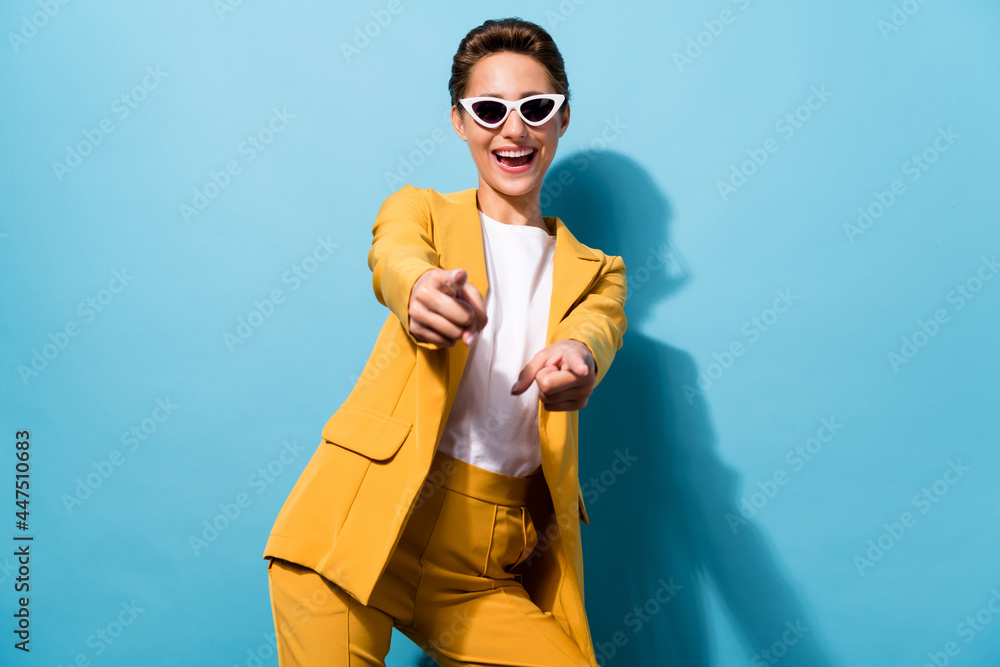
[451,51,569,202]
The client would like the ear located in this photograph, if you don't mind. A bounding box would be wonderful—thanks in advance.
[558,104,570,138]
[451,105,468,142]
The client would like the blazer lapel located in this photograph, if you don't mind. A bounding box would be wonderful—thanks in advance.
[544,215,604,346]
[436,188,487,407]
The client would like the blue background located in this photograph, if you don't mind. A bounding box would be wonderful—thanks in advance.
[2,1,998,665]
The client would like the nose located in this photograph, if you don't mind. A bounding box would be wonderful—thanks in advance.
[500,108,528,138]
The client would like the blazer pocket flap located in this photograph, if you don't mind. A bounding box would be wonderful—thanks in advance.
[321,406,412,461]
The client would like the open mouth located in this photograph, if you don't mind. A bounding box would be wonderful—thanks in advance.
[493,147,536,169]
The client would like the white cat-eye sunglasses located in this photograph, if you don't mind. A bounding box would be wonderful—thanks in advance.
[458,93,566,129]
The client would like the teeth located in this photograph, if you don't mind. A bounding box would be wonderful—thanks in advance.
[494,148,535,157]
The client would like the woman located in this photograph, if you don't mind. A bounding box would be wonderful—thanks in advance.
[263,17,627,666]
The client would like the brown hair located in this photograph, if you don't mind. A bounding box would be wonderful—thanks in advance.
[449,17,570,117]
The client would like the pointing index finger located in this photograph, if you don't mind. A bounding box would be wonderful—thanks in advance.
[455,281,487,334]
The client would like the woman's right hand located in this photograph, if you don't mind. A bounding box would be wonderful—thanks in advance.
[408,268,487,347]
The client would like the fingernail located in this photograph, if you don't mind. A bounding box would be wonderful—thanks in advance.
[467,330,478,345]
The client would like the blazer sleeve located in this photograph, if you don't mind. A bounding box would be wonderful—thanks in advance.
[552,253,628,390]
[367,185,445,350]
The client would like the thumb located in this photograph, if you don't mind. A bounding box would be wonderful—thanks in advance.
[448,268,467,295]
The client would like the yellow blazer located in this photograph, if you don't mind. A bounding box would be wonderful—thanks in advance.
[262,184,627,664]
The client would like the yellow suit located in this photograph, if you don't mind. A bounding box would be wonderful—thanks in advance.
[262,184,627,665]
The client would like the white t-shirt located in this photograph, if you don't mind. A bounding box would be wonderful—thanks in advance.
[436,209,557,477]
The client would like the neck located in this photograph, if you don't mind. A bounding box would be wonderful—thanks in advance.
[475,181,551,233]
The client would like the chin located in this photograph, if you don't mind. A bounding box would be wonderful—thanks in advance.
[481,165,549,198]
[486,179,541,198]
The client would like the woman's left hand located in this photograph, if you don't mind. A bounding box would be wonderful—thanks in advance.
[510,339,596,411]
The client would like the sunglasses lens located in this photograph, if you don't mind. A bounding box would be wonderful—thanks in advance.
[471,100,507,125]
[520,97,556,123]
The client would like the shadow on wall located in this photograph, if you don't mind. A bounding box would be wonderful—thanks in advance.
[545,151,841,666]
[408,151,841,666]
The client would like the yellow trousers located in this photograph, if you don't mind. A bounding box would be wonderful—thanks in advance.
[267,449,590,666]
